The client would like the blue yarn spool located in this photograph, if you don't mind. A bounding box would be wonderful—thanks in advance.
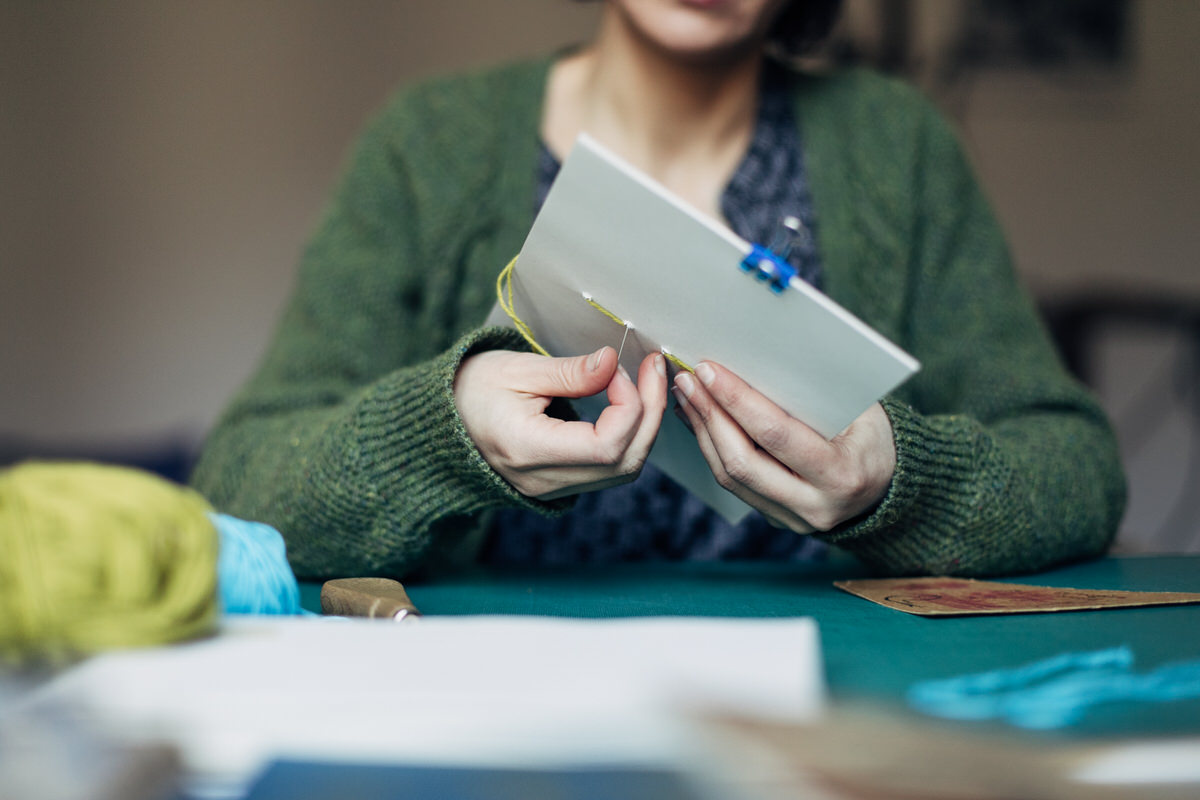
[209,513,304,615]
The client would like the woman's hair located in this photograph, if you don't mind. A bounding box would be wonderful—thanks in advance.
[768,0,843,57]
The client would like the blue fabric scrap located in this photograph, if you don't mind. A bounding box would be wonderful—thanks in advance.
[907,647,1200,729]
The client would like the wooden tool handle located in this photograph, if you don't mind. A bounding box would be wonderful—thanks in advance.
[320,577,421,621]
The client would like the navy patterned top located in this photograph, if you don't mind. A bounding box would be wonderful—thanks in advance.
[483,63,828,564]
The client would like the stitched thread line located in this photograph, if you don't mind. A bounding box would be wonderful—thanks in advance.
[496,257,693,373]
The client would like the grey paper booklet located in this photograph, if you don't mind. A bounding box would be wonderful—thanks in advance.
[487,134,919,523]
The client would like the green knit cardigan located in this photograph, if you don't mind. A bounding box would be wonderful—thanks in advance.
[190,57,1126,580]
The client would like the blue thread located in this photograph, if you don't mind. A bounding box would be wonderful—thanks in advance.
[210,513,305,615]
[907,647,1200,729]
[739,244,796,294]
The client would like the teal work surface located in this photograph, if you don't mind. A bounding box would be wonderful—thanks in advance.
[300,555,1200,738]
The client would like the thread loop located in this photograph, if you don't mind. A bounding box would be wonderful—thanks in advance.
[496,257,693,372]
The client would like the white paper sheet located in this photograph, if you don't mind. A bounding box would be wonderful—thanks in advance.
[1071,739,1200,785]
[488,135,920,522]
[25,616,824,793]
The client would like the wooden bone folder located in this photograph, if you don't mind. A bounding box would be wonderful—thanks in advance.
[320,577,422,621]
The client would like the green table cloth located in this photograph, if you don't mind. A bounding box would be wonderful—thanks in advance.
[301,555,1200,738]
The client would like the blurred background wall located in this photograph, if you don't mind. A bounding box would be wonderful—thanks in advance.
[2,1,1197,551]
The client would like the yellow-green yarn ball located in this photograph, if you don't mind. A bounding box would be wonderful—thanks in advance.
[0,461,220,663]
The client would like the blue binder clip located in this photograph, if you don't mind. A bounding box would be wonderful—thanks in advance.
[739,215,804,295]
[740,245,796,294]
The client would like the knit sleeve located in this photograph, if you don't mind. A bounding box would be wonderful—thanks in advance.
[190,86,562,581]
[815,91,1126,577]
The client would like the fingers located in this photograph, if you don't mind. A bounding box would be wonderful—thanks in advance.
[674,373,817,532]
[531,349,659,466]
[455,347,668,501]
[591,358,644,449]
[691,361,837,486]
[523,352,667,499]
[627,351,669,459]
[673,362,895,532]
[516,346,620,399]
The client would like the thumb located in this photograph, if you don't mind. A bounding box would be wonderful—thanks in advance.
[523,347,618,399]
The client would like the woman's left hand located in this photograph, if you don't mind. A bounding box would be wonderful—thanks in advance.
[673,361,896,533]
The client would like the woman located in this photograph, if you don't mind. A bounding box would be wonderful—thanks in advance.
[191,0,1125,579]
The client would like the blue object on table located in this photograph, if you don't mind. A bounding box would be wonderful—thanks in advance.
[908,646,1200,729]
[210,512,304,615]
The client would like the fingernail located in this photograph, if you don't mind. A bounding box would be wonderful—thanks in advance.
[695,362,715,387]
[590,348,605,371]
[617,364,630,381]
[654,354,666,378]
[675,372,695,399]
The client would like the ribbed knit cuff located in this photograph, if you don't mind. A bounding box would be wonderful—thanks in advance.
[349,326,569,537]
[816,395,985,574]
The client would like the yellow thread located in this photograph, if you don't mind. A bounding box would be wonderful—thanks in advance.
[495,256,694,372]
[583,295,625,327]
[496,256,550,357]
[661,349,694,374]
[582,294,696,371]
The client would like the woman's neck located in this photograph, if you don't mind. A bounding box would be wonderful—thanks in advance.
[543,9,764,215]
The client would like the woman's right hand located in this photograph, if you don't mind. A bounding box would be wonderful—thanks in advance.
[453,346,668,501]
